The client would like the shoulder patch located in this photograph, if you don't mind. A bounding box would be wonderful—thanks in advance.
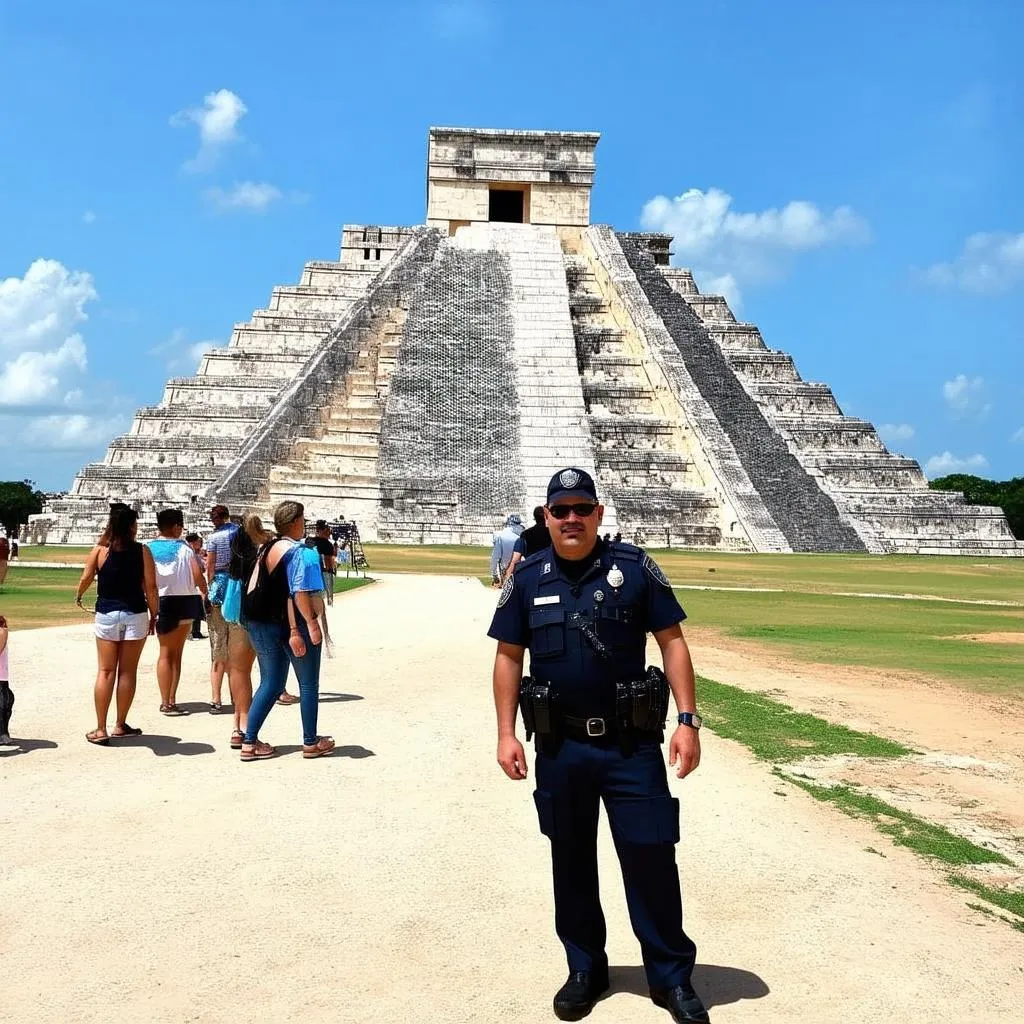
[497,574,515,608]
[644,555,671,588]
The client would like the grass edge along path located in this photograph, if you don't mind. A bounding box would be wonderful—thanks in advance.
[697,674,1023,929]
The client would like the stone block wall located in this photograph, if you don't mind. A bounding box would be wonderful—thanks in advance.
[376,234,525,543]
[617,232,866,553]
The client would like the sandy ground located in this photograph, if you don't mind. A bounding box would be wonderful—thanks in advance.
[3,575,1023,1024]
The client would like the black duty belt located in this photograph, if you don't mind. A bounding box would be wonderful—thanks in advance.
[563,714,616,739]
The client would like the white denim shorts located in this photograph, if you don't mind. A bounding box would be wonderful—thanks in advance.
[94,609,150,641]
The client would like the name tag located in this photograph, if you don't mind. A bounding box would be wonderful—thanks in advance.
[534,595,560,606]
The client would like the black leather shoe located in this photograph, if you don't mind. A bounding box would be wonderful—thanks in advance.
[650,984,710,1023]
[553,970,610,1020]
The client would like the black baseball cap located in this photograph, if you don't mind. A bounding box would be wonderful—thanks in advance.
[546,467,598,506]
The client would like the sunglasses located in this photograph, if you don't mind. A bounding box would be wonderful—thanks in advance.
[548,503,598,520]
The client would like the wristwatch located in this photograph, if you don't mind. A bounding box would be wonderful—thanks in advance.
[677,712,703,730]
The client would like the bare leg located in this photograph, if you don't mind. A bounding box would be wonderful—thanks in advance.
[156,631,177,707]
[228,637,255,735]
[210,659,228,705]
[93,638,120,736]
[114,638,147,727]
[165,622,191,706]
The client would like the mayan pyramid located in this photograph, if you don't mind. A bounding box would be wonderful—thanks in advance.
[47,127,1021,555]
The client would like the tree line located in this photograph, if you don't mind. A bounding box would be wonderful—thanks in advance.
[928,474,1024,540]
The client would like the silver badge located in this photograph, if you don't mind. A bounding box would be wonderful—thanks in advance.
[644,555,671,588]
[558,469,580,489]
[497,575,514,608]
[606,564,624,589]
[594,590,605,603]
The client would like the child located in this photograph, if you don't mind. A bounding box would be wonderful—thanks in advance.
[0,614,12,745]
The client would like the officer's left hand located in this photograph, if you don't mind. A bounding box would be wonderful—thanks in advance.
[669,725,701,779]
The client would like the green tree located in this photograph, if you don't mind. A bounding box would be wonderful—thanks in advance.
[929,474,1024,540]
[0,479,46,535]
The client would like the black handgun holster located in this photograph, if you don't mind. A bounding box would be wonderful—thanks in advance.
[519,676,562,756]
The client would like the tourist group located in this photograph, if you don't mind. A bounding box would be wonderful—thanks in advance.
[64,501,339,760]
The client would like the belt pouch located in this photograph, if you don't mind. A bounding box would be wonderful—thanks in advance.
[518,676,536,741]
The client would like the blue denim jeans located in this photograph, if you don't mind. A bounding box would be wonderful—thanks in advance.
[244,617,322,746]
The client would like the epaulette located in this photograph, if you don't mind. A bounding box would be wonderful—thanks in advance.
[517,547,551,572]
[608,541,642,562]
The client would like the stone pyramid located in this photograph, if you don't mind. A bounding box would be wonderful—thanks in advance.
[46,127,1021,555]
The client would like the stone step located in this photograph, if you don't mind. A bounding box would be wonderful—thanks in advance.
[683,294,736,323]
[726,351,800,383]
[707,323,767,351]
[747,382,841,417]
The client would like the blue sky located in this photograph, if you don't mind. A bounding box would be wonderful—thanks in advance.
[1,0,1021,490]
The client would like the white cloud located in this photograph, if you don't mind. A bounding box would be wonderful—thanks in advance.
[18,413,128,452]
[941,374,990,418]
[879,423,915,443]
[0,336,87,406]
[171,89,247,173]
[150,329,222,373]
[924,451,990,477]
[82,210,97,225]
[0,259,96,409]
[204,181,283,213]
[918,232,1024,294]
[640,186,870,307]
[1013,427,1024,443]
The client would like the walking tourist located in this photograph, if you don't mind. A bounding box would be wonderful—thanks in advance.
[185,533,207,639]
[205,505,238,712]
[500,506,551,583]
[75,505,158,746]
[0,615,12,746]
[239,500,333,762]
[488,467,709,1023]
[0,534,9,587]
[310,519,337,606]
[148,509,208,717]
[221,512,268,749]
[490,513,524,587]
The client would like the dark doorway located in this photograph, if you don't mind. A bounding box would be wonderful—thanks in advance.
[489,188,525,223]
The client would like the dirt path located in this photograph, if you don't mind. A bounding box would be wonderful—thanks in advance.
[3,576,1022,1023]
[690,629,1024,869]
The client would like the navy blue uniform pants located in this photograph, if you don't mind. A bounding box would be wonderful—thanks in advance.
[534,737,697,988]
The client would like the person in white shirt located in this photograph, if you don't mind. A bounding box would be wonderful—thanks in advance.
[147,508,208,715]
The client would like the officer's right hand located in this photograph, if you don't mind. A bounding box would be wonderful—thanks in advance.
[497,736,528,780]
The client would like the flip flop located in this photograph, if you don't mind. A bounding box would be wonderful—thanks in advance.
[160,704,187,717]
[111,724,142,737]
[209,702,223,714]
[86,730,109,746]
[276,693,300,706]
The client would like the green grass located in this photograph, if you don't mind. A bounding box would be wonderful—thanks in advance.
[682,588,1024,695]
[949,875,1024,928]
[781,775,1010,867]
[697,675,912,761]
[0,567,373,630]
[25,543,1024,604]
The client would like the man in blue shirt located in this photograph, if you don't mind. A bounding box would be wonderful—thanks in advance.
[204,505,239,712]
[488,468,708,1023]
[490,514,524,587]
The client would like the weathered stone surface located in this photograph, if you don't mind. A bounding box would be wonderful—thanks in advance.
[45,126,1021,554]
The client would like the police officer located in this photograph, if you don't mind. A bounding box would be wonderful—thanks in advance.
[488,468,708,1023]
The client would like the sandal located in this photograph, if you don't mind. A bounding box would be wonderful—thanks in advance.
[111,724,142,737]
[276,693,300,706]
[160,704,187,717]
[229,730,244,750]
[240,741,276,762]
[302,736,336,759]
[86,729,109,746]
[209,702,223,714]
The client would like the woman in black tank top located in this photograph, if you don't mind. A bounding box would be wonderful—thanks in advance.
[75,505,158,745]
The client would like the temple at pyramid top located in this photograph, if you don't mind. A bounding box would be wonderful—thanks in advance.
[34,126,1021,556]
[426,127,600,230]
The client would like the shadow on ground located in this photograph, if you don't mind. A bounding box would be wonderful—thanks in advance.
[108,734,216,756]
[0,738,59,757]
[174,701,235,716]
[318,692,364,703]
[274,744,375,759]
[610,963,769,1009]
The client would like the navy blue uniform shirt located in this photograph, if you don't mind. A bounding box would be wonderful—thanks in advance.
[487,540,685,717]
